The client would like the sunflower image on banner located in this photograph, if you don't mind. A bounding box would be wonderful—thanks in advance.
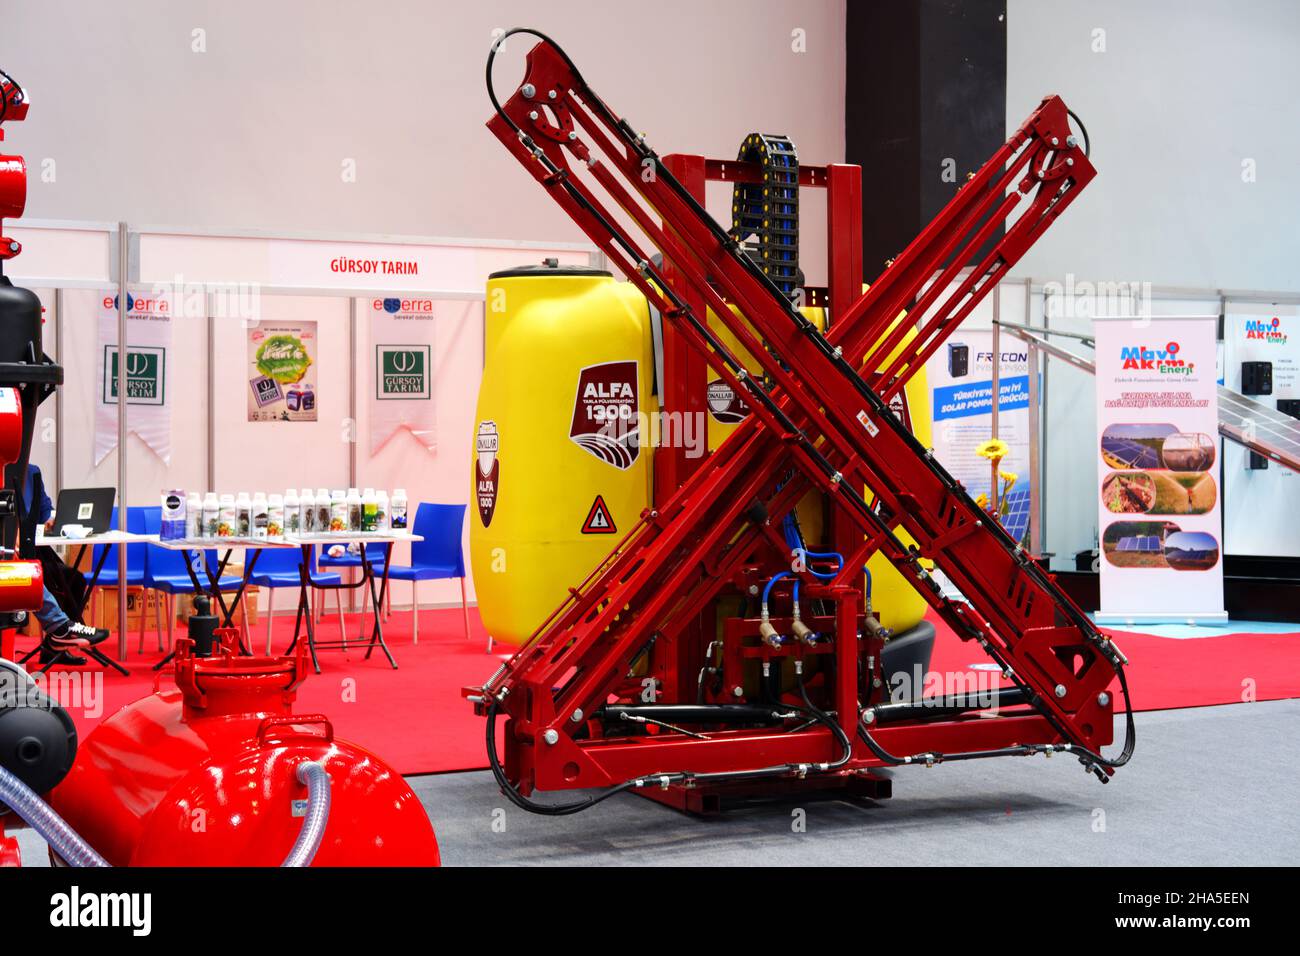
[248,321,318,422]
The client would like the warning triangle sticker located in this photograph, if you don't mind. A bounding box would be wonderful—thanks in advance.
[581,495,617,534]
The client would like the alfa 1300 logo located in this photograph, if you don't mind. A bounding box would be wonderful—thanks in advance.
[569,361,640,470]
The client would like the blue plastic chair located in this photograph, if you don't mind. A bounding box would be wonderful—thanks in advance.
[245,545,345,654]
[145,535,243,653]
[386,503,469,645]
[317,532,390,622]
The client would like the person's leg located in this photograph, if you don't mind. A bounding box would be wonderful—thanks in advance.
[37,584,109,646]
[35,585,70,634]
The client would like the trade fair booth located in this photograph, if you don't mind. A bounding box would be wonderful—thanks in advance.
[0,0,1295,923]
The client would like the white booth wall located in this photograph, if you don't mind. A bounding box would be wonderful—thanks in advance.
[5,0,846,286]
[1007,0,1300,567]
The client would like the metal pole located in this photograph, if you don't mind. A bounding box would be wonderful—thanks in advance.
[206,292,215,492]
[1031,279,1046,555]
[53,288,64,495]
[348,297,357,488]
[1026,281,1043,555]
[990,285,1000,440]
[116,222,129,658]
[348,297,358,613]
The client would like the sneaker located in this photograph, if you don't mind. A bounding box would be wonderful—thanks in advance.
[38,648,87,666]
[47,621,111,647]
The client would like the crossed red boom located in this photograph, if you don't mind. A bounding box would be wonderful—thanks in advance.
[470,30,1132,810]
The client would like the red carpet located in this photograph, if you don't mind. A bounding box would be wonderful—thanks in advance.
[16,607,511,777]
[16,607,1300,776]
[928,611,1300,712]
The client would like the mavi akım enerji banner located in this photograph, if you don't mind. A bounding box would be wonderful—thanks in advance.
[1093,316,1225,624]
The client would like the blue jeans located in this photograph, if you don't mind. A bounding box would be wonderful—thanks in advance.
[35,585,70,635]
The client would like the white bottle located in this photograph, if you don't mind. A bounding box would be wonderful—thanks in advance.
[219,494,237,538]
[347,487,363,532]
[267,494,285,539]
[251,492,269,539]
[203,492,220,538]
[286,489,300,535]
[235,492,252,537]
[330,490,347,533]
[186,492,203,539]
[361,488,378,532]
[390,489,408,530]
[375,490,390,531]
[298,488,314,533]
[317,488,333,534]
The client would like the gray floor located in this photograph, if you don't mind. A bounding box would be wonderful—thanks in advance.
[16,699,1300,866]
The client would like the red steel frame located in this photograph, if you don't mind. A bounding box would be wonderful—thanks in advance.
[472,35,1129,801]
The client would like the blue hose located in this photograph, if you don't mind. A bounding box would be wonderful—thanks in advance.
[0,764,108,867]
[761,571,792,607]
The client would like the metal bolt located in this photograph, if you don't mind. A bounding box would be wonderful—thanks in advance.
[1066,135,1078,148]
[1054,684,1067,698]
[7,242,17,253]
[528,110,539,121]
[748,584,760,596]
[542,729,559,745]
[1051,136,1059,146]
[1097,692,1111,707]
[732,686,744,698]
[1066,158,1074,167]
[567,131,577,141]
[521,83,536,99]
[548,89,557,100]
[570,708,584,723]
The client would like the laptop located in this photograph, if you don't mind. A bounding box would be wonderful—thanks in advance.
[51,488,117,536]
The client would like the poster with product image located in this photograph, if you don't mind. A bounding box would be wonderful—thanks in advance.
[925,330,1033,544]
[1093,316,1225,624]
[247,321,318,422]
[1221,303,1298,557]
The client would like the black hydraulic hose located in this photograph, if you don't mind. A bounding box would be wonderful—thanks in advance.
[486,679,853,816]
[1066,108,1091,157]
[859,661,1135,779]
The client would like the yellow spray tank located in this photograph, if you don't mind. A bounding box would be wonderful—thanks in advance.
[471,261,656,647]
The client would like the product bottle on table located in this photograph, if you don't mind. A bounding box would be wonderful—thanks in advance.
[284,488,300,535]
[267,494,284,539]
[347,487,363,532]
[161,490,186,541]
[317,488,332,534]
[361,488,377,532]
[219,494,237,537]
[375,490,389,530]
[203,492,220,538]
[390,488,408,529]
[252,492,269,539]
[300,487,315,533]
[186,492,203,540]
[236,492,252,537]
[330,490,347,533]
